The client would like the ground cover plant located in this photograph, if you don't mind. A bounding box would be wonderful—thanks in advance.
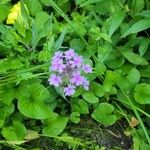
[0,0,150,149]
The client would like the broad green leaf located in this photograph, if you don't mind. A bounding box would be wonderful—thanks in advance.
[120,49,148,65]
[0,86,15,105]
[42,116,68,136]
[103,70,119,92]
[98,43,112,62]
[91,82,105,97]
[2,122,27,141]
[82,92,99,103]
[138,66,150,78]
[0,4,11,22]
[134,83,150,104]
[117,68,140,93]
[92,103,117,126]
[80,0,103,7]
[70,38,86,51]
[94,62,106,76]
[139,38,150,56]
[130,0,144,15]
[17,83,56,119]
[70,112,80,124]
[25,0,42,16]
[71,99,89,114]
[122,19,150,37]
[18,100,55,119]
[109,10,125,37]
[104,50,124,69]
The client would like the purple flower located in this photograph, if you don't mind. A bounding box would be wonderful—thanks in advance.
[48,48,92,96]
[65,48,75,59]
[70,73,83,86]
[51,60,66,73]
[48,74,62,87]
[82,77,89,90]
[64,85,75,96]
[70,55,83,68]
[83,64,92,73]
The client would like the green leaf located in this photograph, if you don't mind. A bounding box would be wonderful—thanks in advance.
[17,83,56,119]
[134,83,150,104]
[130,0,144,15]
[0,4,11,22]
[71,99,89,114]
[104,50,124,69]
[91,82,105,97]
[82,92,99,103]
[139,66,150,78]
[80,0,103,7]
[122,19,150,37]
[92,103,117,126]
[53,28,67,51]
[139,38,150,56]
[0,85,15,105]
[109,10,125,37]
[42,116,68,136]
[117,68,140,93]
[136,10,150,18]
[103,70,118,92]
[2,122,27,141]
[120,49,148,65]
[25,0,42,16]
[70,112,80,124]
[18,100,55,119]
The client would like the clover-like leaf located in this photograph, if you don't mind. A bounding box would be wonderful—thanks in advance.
[134,83,150,104]
[92,103,117,126]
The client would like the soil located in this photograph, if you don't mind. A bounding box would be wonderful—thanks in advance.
[23,118,132,150]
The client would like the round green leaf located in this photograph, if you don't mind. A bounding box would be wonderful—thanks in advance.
[92,103,117,126]
[18,99,56,119]
[42,116,68,137]
[134,83,150,104]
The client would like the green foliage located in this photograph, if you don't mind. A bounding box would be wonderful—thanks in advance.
[134,83,150,104]
[42,116,68,137]
[92,103,117,126]
[0,0,150,149]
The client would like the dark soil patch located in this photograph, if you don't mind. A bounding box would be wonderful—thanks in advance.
[22,118,132,150]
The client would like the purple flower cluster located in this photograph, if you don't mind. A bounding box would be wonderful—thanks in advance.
[48,49,92,96]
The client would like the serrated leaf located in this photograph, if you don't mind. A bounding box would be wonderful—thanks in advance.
[122,19,150,37]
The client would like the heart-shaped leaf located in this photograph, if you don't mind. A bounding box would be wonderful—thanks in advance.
[92,103,117,126]
[42,116,68,137]
[134,83,150,104]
